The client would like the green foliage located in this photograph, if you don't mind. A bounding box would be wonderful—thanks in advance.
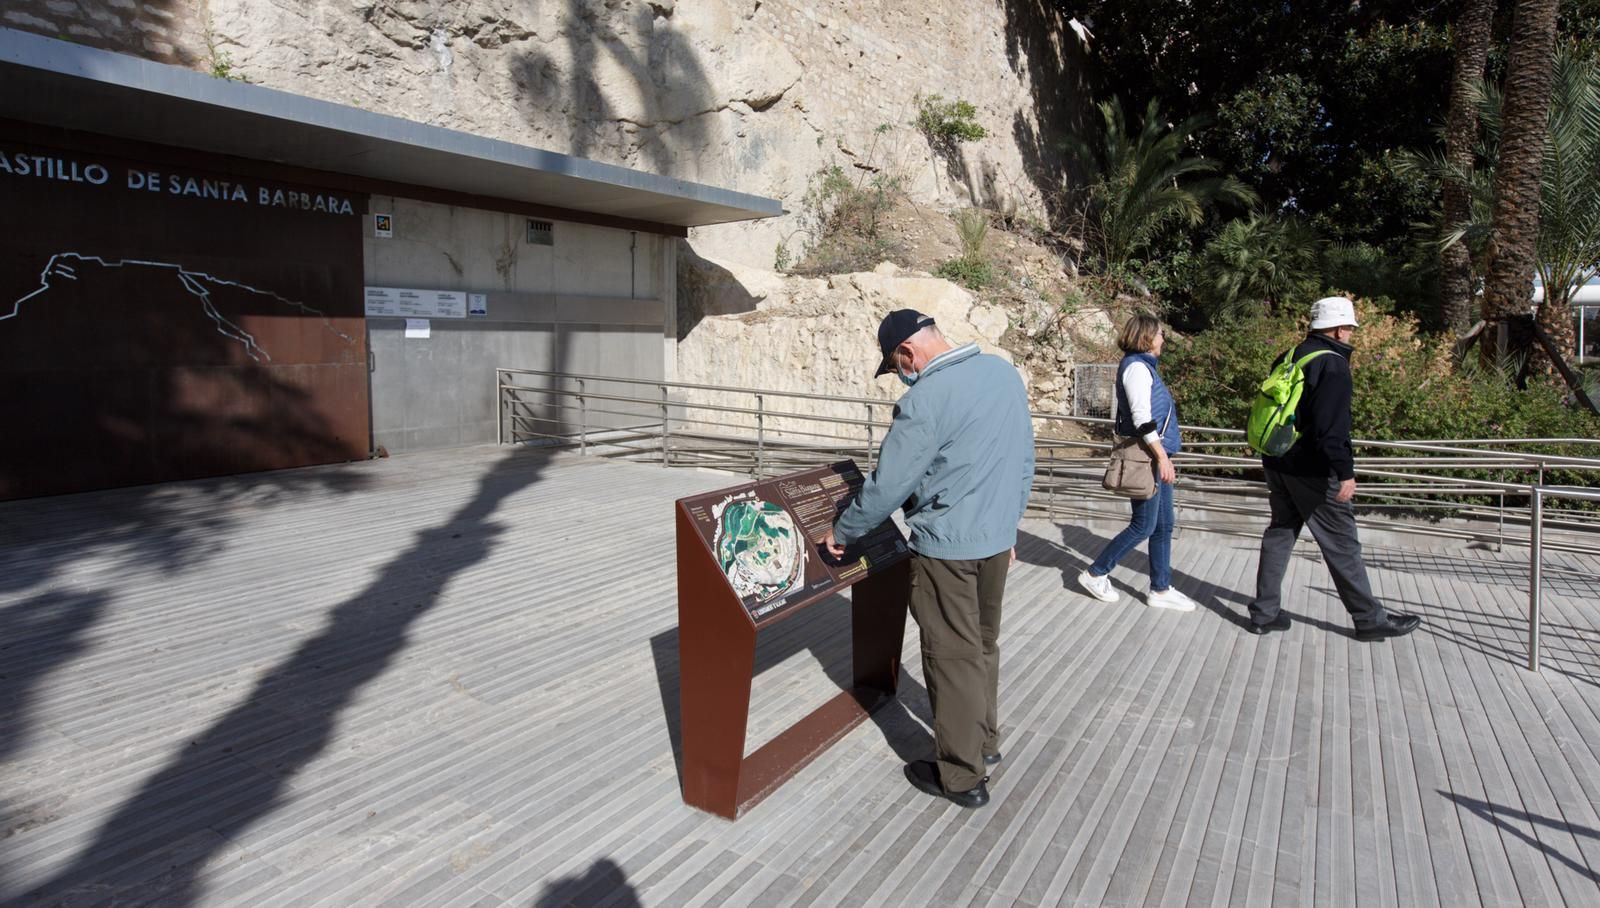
[790,165,906,275]
[1193,215,1324,323]
[934,207,995,290]
[205,17,248,83]
[1067,97,1258,271]
[1068,2,1452,252]
[954,208,989,260]
[1412,45,1600,315]
[1161,301,1600,494]
[915,95,988,147]
[773,240,792,273]
[935,256,995,290]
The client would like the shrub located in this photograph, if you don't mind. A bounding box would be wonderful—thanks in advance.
[915,95,987,147]
[790,165,906,275]
[1192,215,1323,323]
[935,256,994,290]
[1160,297,1600,504]
[954,207,989,260]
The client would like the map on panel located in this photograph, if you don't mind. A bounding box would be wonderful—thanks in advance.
[678,461,910,624]
[711,496,806,605]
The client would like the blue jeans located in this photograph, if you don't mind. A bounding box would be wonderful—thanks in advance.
[1089,479,1174,591]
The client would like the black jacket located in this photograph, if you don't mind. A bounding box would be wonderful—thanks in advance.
[1262,332,1356,480]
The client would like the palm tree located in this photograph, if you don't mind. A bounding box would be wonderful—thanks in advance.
[1482,0,1561,369]
[1068,98,1257,271]
[1528,51,1600,361]
[1195,215,1323,323]
[1437,47,1600,373]
[1440,0,1498,335]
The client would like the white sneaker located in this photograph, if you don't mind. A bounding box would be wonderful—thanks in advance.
[1077,570,1119,602]
[1146,588,1200,612]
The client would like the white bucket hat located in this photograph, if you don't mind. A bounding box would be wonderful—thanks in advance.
[1309,295,1359,330]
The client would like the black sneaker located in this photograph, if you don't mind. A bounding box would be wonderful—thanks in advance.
[904,760,989,808]
[1248,613,1291,636]
[1355,613,1421,641]
[983,751,1002,767]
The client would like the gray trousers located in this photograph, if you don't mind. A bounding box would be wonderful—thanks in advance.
[1249,469,1386,628]
[908,551,1007,792]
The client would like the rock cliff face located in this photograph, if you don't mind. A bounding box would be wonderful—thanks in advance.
[7,0,1086,406]
[6,0,1074,269]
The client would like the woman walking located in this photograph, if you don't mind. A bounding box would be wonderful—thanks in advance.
[1077,313,1200,611]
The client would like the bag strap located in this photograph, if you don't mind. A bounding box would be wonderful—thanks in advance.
[1294,349,1333,369]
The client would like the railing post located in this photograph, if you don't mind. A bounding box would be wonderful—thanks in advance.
[496,370,504,446]
[1529,488,1543,672]
[1048,444,1056,516]
[865,404,876,470]
[661,384,671,468]
[577,378,587,455]
[1497,489,1505,553]
[755,394,765,478]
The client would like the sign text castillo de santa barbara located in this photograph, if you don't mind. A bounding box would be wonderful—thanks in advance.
[0,146,358,216]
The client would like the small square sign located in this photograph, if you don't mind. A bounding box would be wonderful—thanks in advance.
[374,213,393,238]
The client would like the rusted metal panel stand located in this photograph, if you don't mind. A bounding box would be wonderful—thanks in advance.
[675,467,910,820]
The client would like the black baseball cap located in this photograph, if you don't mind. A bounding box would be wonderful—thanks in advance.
[875,309,937,376]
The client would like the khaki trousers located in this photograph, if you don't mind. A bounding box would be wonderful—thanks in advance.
[909,550,1008,792]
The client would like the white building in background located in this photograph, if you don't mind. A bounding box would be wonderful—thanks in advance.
[1532,272,1600,363]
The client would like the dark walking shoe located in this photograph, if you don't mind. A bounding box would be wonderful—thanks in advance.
[1355,613,1421,641]
[1247,613,1291,636]
[904,760,990,808]
[983,752,1002,767]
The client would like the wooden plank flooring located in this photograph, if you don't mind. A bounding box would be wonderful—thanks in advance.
[2,445,1598,907]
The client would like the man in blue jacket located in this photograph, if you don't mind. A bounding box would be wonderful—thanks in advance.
[1248,296,1421,640]
[825,309,1035,808]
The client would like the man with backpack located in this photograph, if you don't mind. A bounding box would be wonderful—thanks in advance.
[1246,296,1422,640]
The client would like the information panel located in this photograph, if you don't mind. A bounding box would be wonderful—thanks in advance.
[676,461,909,624]
[363,286,467,318]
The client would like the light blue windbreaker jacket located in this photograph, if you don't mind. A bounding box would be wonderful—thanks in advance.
[833,343,1035,560]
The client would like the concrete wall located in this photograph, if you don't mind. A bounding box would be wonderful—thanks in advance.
[362,196,676,454]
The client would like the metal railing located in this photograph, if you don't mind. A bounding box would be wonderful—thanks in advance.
[499,366,1600,545]
[1527,485,1600,670]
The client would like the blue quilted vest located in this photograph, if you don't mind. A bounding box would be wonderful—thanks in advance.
[1113,352,1182,454]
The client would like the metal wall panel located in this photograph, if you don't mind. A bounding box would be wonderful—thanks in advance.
[0,128,369,500]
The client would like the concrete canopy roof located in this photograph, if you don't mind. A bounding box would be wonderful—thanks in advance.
[0,27,784,232]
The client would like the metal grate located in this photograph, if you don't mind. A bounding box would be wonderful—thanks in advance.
[526,219,554,245]
[1071,363,1118,420]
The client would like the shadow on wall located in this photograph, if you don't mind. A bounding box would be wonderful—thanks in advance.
[4,0,203,67]
[0,253,370,501]
[507,0,718,182]
[999,0,1094,228]
[675,242,764,340]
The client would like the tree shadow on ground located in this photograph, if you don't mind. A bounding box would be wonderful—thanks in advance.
[1442,792,1600,884]
[534,857,643,908]
[650,591,933,797]
[11,447,553,907]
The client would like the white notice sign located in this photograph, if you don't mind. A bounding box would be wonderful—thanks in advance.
[468,293,488,317]
[365,287,468,319]
[405,318,430,339]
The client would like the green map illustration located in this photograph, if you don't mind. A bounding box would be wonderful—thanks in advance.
[711,496,805,604]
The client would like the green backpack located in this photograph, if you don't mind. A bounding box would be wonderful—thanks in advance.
[1246,347,1332,456]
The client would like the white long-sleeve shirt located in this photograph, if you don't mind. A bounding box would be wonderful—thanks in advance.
[1120,361,1163,448]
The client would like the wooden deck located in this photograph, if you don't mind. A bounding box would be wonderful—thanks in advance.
[2,445,1598,907]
